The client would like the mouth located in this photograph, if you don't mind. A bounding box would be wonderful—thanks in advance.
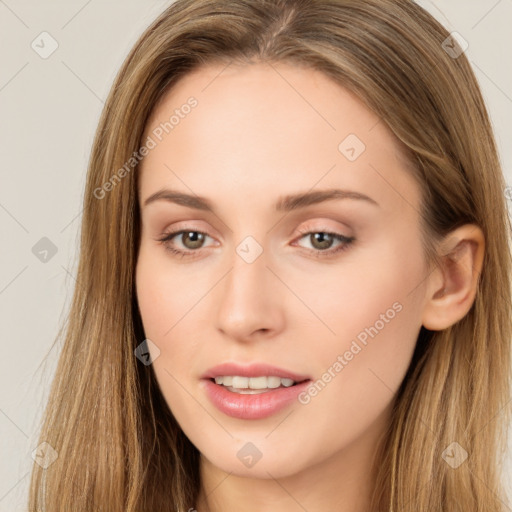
[201,362,311,383]
[200,362,312,419]
[201,375,313,420]
[207,376,311,394]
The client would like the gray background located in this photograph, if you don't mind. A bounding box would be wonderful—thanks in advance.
[1,0,511,510]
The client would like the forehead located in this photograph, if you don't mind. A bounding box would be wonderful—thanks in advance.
[139,62,420,217]
[144,61,379,146]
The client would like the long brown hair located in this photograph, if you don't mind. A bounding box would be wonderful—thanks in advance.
[28,0,512,510]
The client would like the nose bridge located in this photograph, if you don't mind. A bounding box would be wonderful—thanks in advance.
[214,234,283,338]
[223,238,269,312]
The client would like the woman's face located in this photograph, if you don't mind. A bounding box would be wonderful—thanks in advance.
[135,62,430,480]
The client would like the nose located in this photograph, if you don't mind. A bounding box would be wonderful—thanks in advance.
[214,245,285,342]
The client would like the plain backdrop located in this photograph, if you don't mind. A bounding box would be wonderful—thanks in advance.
[1,0,511,510]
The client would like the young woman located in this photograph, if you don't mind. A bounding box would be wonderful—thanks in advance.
[28,0,512,510]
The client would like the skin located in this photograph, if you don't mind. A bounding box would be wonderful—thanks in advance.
[135,61,485,512]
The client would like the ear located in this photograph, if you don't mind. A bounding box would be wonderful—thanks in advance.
[422,224,485,331]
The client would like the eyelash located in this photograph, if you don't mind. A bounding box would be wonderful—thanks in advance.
[156,227,355,260]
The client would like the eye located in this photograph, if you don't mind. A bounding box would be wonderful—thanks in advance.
[156,229,215,258]
[156,227,355,260]
[293,228,355,258]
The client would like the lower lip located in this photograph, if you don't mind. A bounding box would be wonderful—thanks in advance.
[201,378,312,420]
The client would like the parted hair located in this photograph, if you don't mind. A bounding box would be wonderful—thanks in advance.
[28,0,512,510]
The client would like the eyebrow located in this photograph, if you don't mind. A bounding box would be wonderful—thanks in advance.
[142,188,379,212]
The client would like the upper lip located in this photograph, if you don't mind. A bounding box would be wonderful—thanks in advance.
[201,362,311,382]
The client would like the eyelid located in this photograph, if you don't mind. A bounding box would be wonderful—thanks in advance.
[158,228,217,247]
[156,220,355,259]
[159,220,351,242]
[161,220,220,239]
[293,221,352,239]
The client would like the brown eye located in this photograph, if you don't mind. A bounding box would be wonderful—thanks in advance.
[308,232,335,250]
[294,229,355,258]
[157,229,214,255]
[179,231,206,250]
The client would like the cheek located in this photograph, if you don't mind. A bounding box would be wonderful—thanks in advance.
[136,263,170,341]
[289,231,425,342]
[135,245,201,340]
[135,253,204,420]
[135,246,213,381]
[293,238,426,423]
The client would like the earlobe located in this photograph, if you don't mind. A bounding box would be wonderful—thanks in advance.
[421,224,485,331]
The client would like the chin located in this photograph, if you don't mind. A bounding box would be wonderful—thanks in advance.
[199,443,306,480]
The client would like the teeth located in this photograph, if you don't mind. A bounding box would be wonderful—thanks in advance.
[213,375,296,389]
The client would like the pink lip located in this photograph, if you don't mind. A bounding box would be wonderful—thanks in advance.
[200,362,312,420]
[201,362,311,382]
[201,379,312,420]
